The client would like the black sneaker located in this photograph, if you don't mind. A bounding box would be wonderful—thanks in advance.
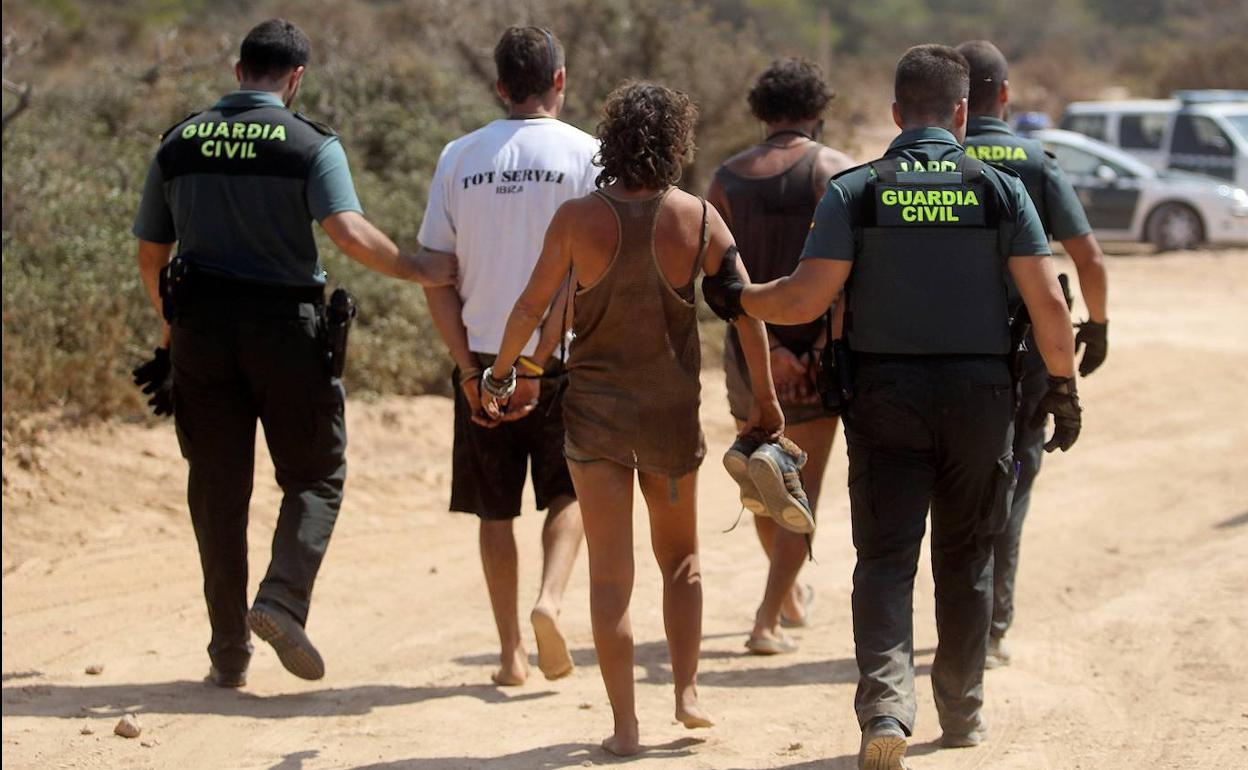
[247,603,325,680]
[723,434,765,515]
[748,437,814,534]
[859,716,909,770]
[205,665,247,688]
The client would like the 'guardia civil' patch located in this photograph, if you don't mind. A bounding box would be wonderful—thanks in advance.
[874,184,987,225]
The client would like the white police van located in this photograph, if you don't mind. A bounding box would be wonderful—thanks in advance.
[1060,91,1248,188]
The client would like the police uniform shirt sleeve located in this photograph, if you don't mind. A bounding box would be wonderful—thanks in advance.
[799,180,856,261]
[132,157,176,244]
[1005,176,1053,257]
[307,138,363,222]
[1042,154,1093,241]
[417,144,457,253]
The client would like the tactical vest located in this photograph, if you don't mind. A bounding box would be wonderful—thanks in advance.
[156,104,335,287]
[964,133,1050,235]
[846,155,1011,356]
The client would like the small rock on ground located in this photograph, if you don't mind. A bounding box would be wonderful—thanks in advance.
[85,664,104,675]
[114,714,141,739]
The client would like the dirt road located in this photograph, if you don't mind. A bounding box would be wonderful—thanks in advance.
[4,250,1247,769]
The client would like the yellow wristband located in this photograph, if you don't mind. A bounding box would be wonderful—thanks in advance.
[517,356,545,376]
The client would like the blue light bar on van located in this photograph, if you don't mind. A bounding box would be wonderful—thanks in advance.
[1172,90,1248,105]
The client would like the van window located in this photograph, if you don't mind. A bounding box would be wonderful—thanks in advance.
[1119,113,1168,149]
[1061,114,1107,142]
[1047,144,1132,178]
[1172,115,1233,156]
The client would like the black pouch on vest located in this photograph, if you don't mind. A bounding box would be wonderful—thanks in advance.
[324,288,356,378]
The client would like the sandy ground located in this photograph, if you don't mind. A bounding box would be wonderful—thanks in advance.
[4,249,1248,770]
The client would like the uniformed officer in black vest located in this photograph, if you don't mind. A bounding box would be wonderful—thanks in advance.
[957,39,1110,671]
[131,19,456,688]
[702,45,1081,769]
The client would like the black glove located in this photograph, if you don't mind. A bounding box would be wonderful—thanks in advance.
[1075,319,1108,376]
[1029,375,1081,452]
[701,245,745,322]
[132,347,174,417]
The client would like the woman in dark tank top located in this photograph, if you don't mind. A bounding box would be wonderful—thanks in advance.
[706,57,856,657]
[486,82,783,756]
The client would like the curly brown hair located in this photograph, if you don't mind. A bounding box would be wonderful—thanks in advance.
[595,82,698,190]
[748,58,834,124]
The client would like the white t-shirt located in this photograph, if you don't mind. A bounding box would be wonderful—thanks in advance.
[418,118,599,356]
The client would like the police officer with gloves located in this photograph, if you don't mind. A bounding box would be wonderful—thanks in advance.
[957,39,1110,670]
[131,19,455,687]
[703,45,1080,769]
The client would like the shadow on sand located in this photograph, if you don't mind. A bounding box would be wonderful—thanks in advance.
[347,737,703,769]
[454,636,935,691]
[1,680,553,720]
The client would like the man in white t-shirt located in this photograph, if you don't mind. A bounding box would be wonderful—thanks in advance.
[416,26,597,687]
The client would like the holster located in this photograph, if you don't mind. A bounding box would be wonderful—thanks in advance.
[814,310,854,412]
[158,256,196,322]
[324,287,356,378]
[1008,304,1032,388]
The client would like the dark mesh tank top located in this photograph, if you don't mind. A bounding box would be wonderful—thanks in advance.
[715,144,823,354]
[563,188,708,477]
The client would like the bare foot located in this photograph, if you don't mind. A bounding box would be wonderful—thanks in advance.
[780,583,809,626]
[601,720,640,756]
[490,646,529,686]
[675,686,714,729]
[530,605,574,680]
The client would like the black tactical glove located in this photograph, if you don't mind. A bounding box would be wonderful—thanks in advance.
[1029,375,1081,452]
[132,347,174,417]
[1075,319,1108,376]
[701,245,745,322]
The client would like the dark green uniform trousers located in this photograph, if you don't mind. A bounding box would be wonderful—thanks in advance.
[844,356,1016,736]
[991,344,1047,640]
[171,296,346,674]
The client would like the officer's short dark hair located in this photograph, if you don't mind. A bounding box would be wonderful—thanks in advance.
[957,40,1009,115]
[894,44,970,127]
[494,26,565,104]
[747,57,835,125]
[239,19,310,82]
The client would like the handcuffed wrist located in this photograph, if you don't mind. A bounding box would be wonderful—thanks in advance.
[481,365,518,399]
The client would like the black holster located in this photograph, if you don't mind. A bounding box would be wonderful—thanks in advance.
[158,256,196,322]
[324,288,356,378]
[815,310,854,412]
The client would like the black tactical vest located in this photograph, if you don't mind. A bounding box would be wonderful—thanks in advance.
[156,104,334,287]
[964,132,1050,235]
[846,155,1012,356]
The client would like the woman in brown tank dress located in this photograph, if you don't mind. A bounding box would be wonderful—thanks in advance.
[486,82,783,756]
[706,58,857,655]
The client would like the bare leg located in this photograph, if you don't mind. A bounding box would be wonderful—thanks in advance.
[752,416,839,642]
[568,459,640,756]
[479,518,528,686]
[638,470,713,730]
[532,494,583,679]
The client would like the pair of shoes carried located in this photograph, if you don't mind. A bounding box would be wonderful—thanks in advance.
[723,434,814,534]
[247,602,325,680]
[205,665,247,688]
[858,716,910,770]
[780,583,816,629]
[984,635,1011,669]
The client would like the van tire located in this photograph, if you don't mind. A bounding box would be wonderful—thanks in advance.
[1145,202,1204,252]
